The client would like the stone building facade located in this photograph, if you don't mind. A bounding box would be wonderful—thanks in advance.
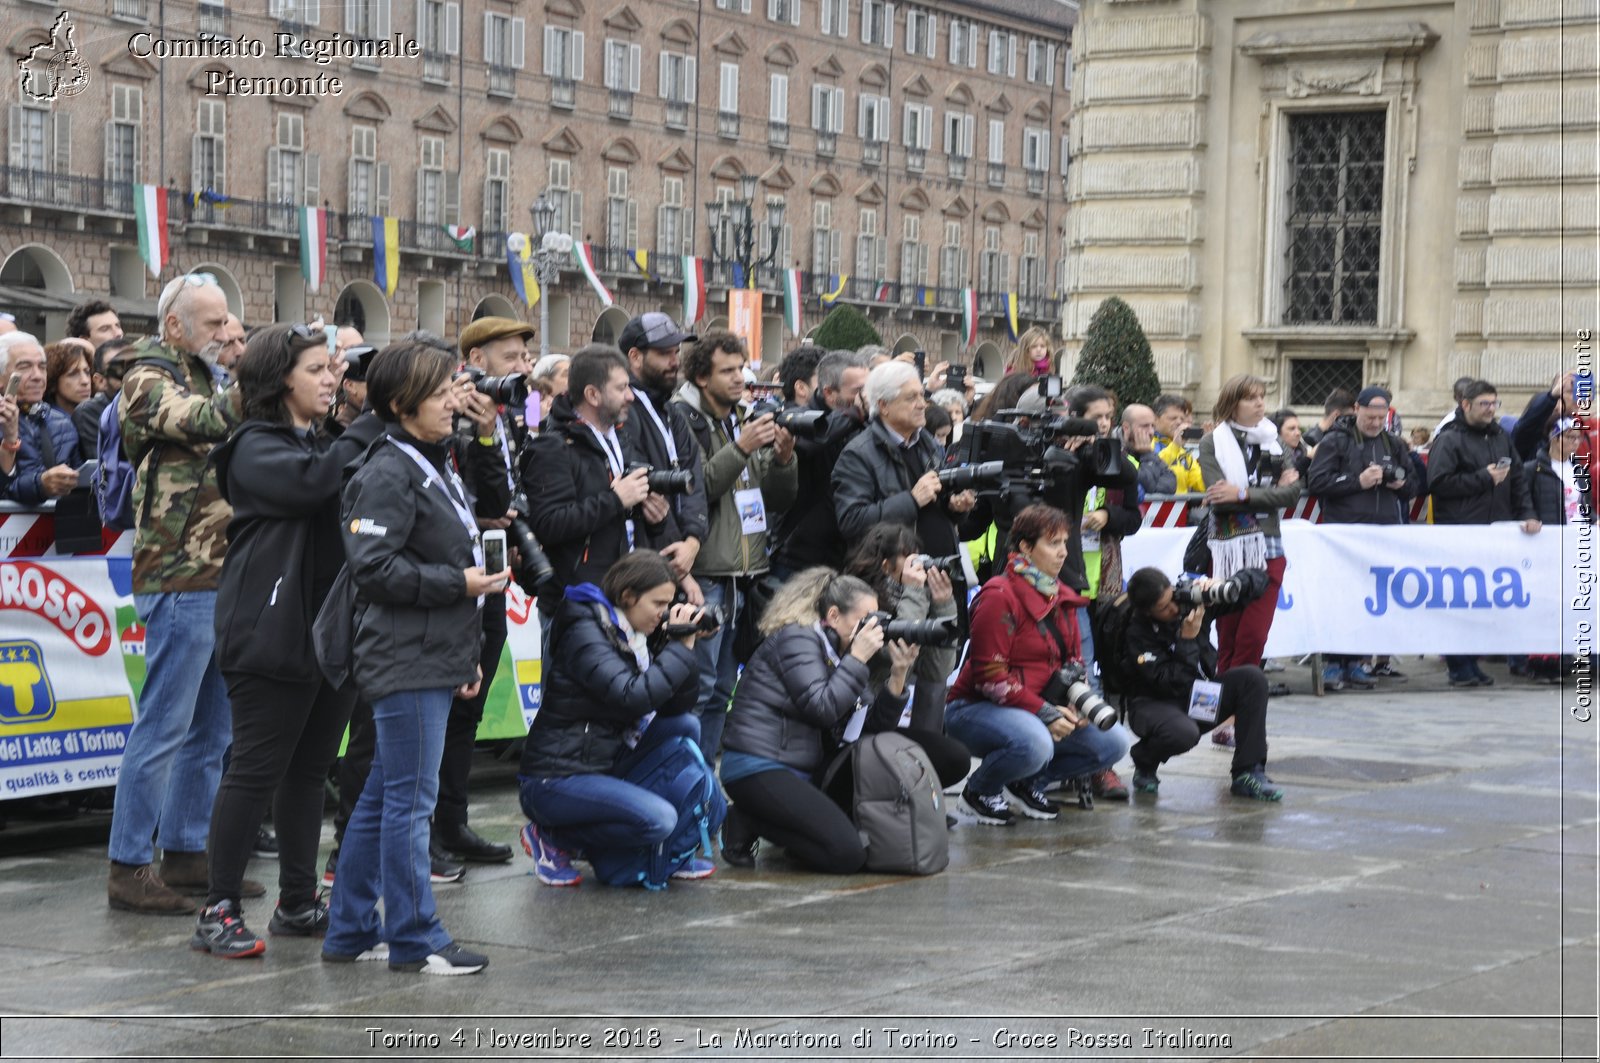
[2,0,1073,374]
[1062,0,1597,421]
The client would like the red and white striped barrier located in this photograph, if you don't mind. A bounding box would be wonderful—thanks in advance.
[0,512,133,558]
[1139,497,1193,528]
[1282,497,1323,523]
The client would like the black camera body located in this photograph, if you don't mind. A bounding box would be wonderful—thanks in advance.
[915,553,962,575]
[625,461,694,496]
[660,603,724,638]
[1377,457,1407,485]
[747,397,828,440]
[864,611,961,647]
[1255,452,1283,484]
[460,365,531,407]
[1041,663,1119,731]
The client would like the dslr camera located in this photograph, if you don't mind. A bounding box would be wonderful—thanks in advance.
[1170,569,1269,611]
[747,397,828,440]
[914,553,962,575]
[1042,663,1119,731]
[459,365,531,407]
[863,611,962,647]
[625,461,694,495]
[1377,457,1407,485]
[936,460,1005,493]
[660,603,724,638]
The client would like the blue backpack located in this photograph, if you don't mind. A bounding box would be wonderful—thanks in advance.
[586,735,726,890]
[94,358,174,531]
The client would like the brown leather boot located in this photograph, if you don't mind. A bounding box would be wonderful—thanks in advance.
[107,862,196,915]
[158,850,266,898]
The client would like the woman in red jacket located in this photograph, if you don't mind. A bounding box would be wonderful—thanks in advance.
[946,503,1129,826]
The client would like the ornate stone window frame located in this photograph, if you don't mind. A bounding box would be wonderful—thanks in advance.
[1239,22,1436,395]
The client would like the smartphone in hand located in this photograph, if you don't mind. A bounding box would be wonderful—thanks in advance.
[482,529,508,575]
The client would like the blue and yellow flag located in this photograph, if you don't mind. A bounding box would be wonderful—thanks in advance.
[627,248,651,278]
[507,234,539,307]
[190,188,235,211]
[1005,292,1020,341]
[372,216,400,297]
[914,284,936,307]
[820,273,849,307]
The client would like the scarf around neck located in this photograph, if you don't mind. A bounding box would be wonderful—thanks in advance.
[1010,553,1058,600]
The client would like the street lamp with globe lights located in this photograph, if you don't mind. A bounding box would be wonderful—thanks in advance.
[527,192,574,362]
[705,174,784,288]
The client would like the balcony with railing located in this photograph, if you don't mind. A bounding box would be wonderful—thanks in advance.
[717,111,740,138]
[906,148,926,173]
[947,155,968,180]
[609,89,634,120]
[1025,169,1045,195]
[112,0,148,19]
[422,51,451,82]
[768,121,789,148]
[0,167,171,217]
[986,163,1006,188]
[665,100,689,129]
[863,142,884,165]
[816,130,838,157]
[197,1,228,36]
[552,78,576,109]
[488,65,516,97]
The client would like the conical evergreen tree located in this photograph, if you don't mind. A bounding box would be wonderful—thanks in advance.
[813,304,883,351]
[1072,296,1161,409]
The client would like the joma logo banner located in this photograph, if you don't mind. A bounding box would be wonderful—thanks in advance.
[1364,566,1531,617]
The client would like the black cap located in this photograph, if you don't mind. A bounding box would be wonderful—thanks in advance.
[1356,386,1392,407]
[617,311,696,353]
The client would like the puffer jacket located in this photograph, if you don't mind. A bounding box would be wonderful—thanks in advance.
[119,337,243,593]
[672,380,798,576]
[1154,435,1206,494]
[1305,415,1420,525]
[2,401,80,504]
[721,622,877,775]
[519,584,698,778]
[1525,449,1592,525]
[1427,411,1535,525]
[339,427,484,702]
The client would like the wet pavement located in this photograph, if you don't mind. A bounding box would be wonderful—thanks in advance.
[0,658,1595,1061]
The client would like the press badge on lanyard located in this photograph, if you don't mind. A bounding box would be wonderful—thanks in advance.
[729,416,768,534]
[388,438,486,605]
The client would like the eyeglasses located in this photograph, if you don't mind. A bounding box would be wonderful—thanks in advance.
[1471,399,1502,410]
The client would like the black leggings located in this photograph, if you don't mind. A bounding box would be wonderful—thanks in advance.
[1126,666,1269,777]
[723,769,864,874]
[209,673,355,909]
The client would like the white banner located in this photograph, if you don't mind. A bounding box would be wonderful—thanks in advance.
[1119,521,1588,656]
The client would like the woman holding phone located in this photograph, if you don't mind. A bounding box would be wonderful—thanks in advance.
[321,341,510,976]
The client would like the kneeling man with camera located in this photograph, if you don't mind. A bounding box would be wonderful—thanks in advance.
[1114,567,1282,801]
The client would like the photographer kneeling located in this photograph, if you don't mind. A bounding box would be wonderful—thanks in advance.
[517,552,717,887]
[946,504,1129,826]
[1117,567,1281,801]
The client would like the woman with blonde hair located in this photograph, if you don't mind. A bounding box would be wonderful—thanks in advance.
[1004,326,1055,378]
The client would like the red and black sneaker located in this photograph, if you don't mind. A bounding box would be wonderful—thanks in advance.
[190,899,265,959]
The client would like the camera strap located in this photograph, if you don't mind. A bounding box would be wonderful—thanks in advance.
[631,388,679,466]
[387,437,486,603]
[1037,607,1074,668]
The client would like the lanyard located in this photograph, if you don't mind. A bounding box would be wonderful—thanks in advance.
[631,388,678,466]
[387,437,485,577]
[583,421,635,550]
[494,415,515,494]
[813,621,841,667]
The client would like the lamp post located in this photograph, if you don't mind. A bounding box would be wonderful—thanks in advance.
[528,192,572,363]
[705,174,784,288]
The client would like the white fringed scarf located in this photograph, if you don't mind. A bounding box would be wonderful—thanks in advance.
[1207,420,1282,580]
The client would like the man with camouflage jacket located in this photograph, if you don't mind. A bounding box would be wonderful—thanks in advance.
[107,274,248,915]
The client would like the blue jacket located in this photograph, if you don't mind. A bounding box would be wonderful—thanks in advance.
[3,403,80,504]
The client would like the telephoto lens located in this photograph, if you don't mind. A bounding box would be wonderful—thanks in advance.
[936,460,1005,492]
[866,611,962,647]
[460,365,531,406]
[1043,665,1119,731]
[747,397,827,439]
[661,604,724,639]
[1173,576,1245,609]
[626,462,694,495]
[915,553,962,574]
[507,517,556,590]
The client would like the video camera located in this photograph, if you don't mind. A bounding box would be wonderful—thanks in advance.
[625,461,694,496]
[943,376,1120,494]
[747,397,828,440]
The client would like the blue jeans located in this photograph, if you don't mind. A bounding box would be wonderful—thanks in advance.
[1076,605,1102,695]
[946,698,1129,797]
[324,687,454,965]
[108,591,231,865]
[690,577,742,759]
[518,713,701,853]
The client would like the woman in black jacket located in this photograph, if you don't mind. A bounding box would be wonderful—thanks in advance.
[517,551,706,887]
[321,342,509,976]
[719,569,917,873]
[193,325,352,959]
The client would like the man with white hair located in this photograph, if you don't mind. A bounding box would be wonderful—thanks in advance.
[0,331,80,502]
[106,273,249,915]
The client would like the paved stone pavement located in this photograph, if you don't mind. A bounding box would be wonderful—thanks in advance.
[0,659,1595,1061]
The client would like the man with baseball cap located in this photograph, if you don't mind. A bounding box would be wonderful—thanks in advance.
[1306,385,1425,690]
[617,312,709,602]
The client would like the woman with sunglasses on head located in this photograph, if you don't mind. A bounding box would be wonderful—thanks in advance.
[319,341,509,976]
[719,569,919,873]
[192,325,354,958]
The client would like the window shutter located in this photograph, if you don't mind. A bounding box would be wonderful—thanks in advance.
[444,170,459,225]
[656,203,669,251]
[860,0,869,43]
[883,2,893,48]
[926,14,936,58]
[685,57,696,102]
[767,0,777,18]
[511,18,525,66]
[543,26,558,75]
[376,162,390,214]
[1007,35,1016,77]
[346,0,358,30]
[415,165,425,221]
[741,0,751,11]
[902,103,913,145]
[833,88,845,133]
[630,43,641,92]
[857,94,868,138]
[445,2,459,55]
[659,54,670,98]
[921,105,932,148]
[627,200,638,247]
[770,74,787,122]
[839,0,848,38]
[103,122,114,184]
[942,114,952,154]
[604,40,618,89]
[266,147,281,202]
[376,0,391,36]
[303,0,320,23]
[830,230,841,273]
[811,86,822,129]
[572,32,584,79]
[304,152,319,206]
[483,12,493,61]
[415,0,425,47]
[963,114,974,156]
[821,0,832,35]
[54,112,70,173]
[7,106,23,169]
[947,22,957,64]
[880,96,890,140]
[1045,43,1055,86]
[967,28,977,67]
[353,159,365,212]
[790,0,800,26]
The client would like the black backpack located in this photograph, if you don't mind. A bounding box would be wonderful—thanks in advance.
[1089,593,1139,699]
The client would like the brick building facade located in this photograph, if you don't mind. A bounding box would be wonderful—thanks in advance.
[3,0,1072,375]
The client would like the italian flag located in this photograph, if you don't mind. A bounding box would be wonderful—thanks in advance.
[444,224,476,251]
[299,206,328,292]
[572,242,614,307]
[960,287,978,348]
[782,267,803,337]
[133,184,168,278]
[682,255,707,325]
